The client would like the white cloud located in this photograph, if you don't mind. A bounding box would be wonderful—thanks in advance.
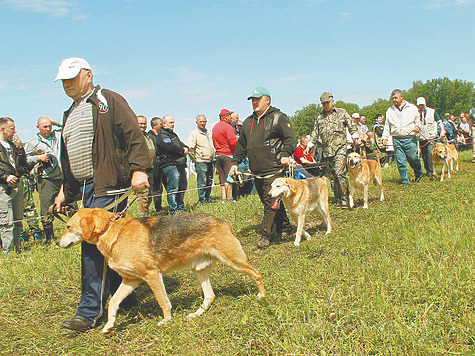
[0,0,89,19]
[422,0,475,9]
[340,12,353,20]
[422,0,449,9]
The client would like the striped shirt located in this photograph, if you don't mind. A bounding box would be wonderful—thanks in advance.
[63,91,94,180]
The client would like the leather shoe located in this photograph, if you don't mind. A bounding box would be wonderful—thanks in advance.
[256,237,270,249]
[62,316,92,332]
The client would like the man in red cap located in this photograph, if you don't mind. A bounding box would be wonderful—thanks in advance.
[212,109,237,203]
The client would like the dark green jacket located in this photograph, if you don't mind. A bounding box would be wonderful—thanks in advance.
[232,107,297,175]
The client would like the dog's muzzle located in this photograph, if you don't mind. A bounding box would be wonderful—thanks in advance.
[271,193,284,210]
[349,159,358,169]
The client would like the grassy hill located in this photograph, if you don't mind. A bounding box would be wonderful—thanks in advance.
[1,151,474,355]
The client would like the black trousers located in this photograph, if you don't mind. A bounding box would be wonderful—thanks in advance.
[152,165,166,211]
[254,171,290,240]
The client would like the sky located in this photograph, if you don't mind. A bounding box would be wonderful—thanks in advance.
[1,0,474,141]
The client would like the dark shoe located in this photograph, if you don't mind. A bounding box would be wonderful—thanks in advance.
[256,237,270,249]
[62,316,92,332]
[414,174,422,183]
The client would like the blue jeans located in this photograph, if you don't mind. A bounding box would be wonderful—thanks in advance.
[393,137,422,183]
[76,179,131,325]
[195,162,214,203]
[163,165,187,213]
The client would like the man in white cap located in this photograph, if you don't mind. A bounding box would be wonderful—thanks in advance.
[53,57,150,331]
[416,96,444,179]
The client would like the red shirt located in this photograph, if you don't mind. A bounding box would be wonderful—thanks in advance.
[294,144,315,165]
[212,120,237,155]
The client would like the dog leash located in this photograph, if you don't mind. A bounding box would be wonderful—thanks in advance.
[231,167,285,185]
[44,204,77,224]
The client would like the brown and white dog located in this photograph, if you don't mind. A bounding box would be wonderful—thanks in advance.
[347,152,384,209]
[57,208,265,333]
[432,142,459,181]
[268,177,332,247]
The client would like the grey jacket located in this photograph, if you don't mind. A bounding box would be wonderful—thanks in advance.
[24,130,62,179]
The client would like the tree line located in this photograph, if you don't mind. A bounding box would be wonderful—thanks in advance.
[290,77,475,138]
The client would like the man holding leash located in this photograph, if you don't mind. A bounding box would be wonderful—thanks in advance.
[309,92,360,208]
[230,87,297,249]
[54,57,150,332]
[415,97,444,179]
[382,89,423,184]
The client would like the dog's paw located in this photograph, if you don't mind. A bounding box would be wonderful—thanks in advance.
[257,292,266,299]
[157,318,170,326]
[293,240,300,247]
[187,307,206,319]
[101,324,114,334]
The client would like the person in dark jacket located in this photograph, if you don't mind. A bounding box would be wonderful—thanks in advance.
[156,115,188,214]
[230,87,297,249]
[0,117,28,254]
[53,57,150,332]
[148,117,166,212]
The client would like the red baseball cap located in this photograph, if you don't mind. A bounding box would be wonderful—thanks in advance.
[219,109,232,117]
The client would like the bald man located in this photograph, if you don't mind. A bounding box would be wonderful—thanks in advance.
[25,116,63,241]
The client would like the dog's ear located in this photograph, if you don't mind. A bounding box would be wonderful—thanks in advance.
[80,216,95,240]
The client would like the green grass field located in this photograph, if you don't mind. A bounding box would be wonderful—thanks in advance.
[1,151,474,355]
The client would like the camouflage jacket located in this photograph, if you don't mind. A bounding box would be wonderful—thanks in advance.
[309,107,359,158]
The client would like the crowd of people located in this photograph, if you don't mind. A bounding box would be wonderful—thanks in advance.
[1,57,474,332]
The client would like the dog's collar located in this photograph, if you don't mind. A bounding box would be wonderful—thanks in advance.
[110,211,125,222]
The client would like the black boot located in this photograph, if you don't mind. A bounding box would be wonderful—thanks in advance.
[44,226,54,241]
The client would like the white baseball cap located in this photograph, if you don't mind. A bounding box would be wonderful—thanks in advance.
[54,57,91,81]
[416,97,426,106]
[351,113,360,119]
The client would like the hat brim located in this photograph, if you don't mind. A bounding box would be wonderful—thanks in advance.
[247,94,266,100]
[54,67,82,82]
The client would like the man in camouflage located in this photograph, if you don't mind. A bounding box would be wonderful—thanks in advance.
[309,92,360,208]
